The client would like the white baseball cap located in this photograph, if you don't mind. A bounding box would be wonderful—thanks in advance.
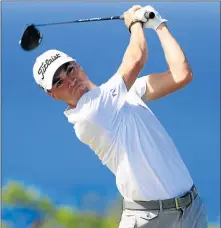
[33,49,75,91]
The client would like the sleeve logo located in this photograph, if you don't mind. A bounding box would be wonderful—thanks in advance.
[110,88,117,97]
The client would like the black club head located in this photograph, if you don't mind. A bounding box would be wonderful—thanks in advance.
[19,24,42,51]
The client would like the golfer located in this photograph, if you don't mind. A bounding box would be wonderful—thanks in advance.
[33,5,208,228]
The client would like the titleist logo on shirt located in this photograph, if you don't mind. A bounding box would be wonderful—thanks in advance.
[38,54,61,79]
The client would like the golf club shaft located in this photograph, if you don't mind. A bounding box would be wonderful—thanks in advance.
[33,12,154,27]
[35,15,124,27]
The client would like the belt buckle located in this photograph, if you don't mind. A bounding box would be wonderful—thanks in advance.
[175,198,181,210]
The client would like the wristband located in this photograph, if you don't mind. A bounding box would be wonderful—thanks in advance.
[128,19,143,33]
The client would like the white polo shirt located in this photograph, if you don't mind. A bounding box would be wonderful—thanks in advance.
[64,74,193,201]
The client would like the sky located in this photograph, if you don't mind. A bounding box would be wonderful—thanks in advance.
[1,1,220,223]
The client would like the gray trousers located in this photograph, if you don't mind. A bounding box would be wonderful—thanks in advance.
[118,196,208,228]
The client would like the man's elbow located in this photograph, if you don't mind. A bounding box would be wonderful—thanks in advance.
[182,69,193,85]
[175,67,193,87]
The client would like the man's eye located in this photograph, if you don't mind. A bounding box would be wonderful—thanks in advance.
[66,66,74,75]
[56,80,63,88]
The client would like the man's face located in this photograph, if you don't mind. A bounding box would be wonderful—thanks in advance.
[48,61,90,107]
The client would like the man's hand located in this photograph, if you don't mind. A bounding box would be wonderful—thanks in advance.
[135,5,167,30]
[123,5,143,32]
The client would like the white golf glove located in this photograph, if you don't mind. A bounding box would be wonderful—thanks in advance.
[135,5,167,30]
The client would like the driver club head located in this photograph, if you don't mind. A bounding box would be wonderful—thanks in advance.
[19,24,42,51]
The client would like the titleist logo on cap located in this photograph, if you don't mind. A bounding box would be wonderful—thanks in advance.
[38,54,61,79]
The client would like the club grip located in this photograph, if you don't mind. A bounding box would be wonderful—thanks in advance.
[120,11,155,20]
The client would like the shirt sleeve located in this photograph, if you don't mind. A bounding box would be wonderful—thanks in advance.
[130,76,148,100]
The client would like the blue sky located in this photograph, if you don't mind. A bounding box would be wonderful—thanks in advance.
[2,2,220,223]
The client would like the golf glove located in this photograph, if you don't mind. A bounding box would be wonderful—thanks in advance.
[135,5,167,30]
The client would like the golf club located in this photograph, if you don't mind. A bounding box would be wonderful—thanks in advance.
[19,12,155,51]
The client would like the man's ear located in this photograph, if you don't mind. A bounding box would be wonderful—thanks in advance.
[46,90,60,100]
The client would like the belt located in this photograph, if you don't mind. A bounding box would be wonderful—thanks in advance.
[123,185,198,211]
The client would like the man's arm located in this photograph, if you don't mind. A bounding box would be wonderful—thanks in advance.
[143,23,193,102]
[116,5,147,91]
